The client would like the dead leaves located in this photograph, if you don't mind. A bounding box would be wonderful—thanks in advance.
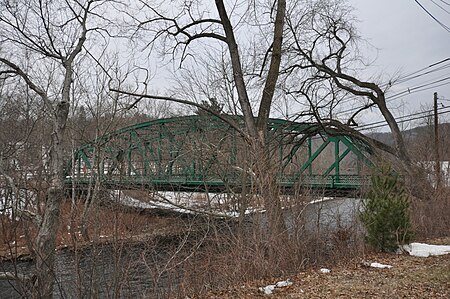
[206,252,450,298]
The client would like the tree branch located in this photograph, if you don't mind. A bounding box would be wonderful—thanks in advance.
[0,271,34,281]
[109,88,251,142]
[0,161,41,227]
[0,58,53,113]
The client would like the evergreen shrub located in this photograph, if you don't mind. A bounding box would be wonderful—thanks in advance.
[360,164,413,251]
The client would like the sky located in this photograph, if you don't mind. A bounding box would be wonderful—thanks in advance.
[348,0,450,130]
[132,0,450,131]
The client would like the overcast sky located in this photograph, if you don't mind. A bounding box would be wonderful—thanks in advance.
[144,0,449,130]
[348,0,450,129]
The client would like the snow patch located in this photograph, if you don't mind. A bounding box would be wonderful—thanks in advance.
[320,268,331,273]
[259,284,276,295]
[259,279,293,295]
[114,190,196,215]
[402,242,450,257]
[275,280,293,287]
[309,197,335,205]
[370,262,392,269]
[113,190,265,218]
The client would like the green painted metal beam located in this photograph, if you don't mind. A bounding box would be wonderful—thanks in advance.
[69,115,373,191]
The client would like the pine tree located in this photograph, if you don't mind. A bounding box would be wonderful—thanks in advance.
[196,97,224,116]
[360,164,414,251]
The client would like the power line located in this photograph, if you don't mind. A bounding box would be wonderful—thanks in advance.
[414,0,450,33]
[332,58,450,115]
[385,77,450,101]
[391,63,450,86]
[429,57,450,68]
[431,0,450,14]
[359,110,450,131]
[359,108,450,131]
[439,0,450,7]
[357,105,449,130]
[379,58,450,88]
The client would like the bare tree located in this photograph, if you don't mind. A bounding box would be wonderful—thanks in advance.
[170,51,240,115]
[113,0,288,236]
[281,0,431,195]
[110,0,431,234]
[0,0,112,296]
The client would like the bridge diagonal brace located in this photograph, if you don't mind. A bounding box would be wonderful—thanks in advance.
[323,146,351,176]
[291,138,331,180]
[340,136,373,168]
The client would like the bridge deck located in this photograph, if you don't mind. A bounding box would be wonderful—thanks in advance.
[67,174,369,194]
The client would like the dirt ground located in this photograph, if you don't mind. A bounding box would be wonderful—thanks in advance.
[207,242,450,299]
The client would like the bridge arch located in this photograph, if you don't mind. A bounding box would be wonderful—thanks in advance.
[68,115,372,191]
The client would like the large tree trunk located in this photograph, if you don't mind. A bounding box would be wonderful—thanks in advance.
[256,0,286,139]
[33,190,63,298]
[215,0,287,235]
[34,62,72,297]
[33,101,70,298]
[215,0,257,137]
[251,140,287,238]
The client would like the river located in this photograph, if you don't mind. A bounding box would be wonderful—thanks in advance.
[0,197,362,298]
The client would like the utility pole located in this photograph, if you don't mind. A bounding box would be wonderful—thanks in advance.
[434,92,440,188]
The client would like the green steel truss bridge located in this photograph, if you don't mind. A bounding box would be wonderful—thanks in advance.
[67,115,373,193]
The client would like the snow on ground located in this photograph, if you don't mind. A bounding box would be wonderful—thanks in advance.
[370,262,392,269]
[154,191,227,207]
[113,190,197,215]
[113,190,266,218]
[308,197,336,205]
[259,279,293,295]
[113,191,361,225]
[320,268,331,273]
[402,243,450,257]
[113,190,270,218]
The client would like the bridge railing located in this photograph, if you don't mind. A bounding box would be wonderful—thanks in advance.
[279,174,370,189]
[67,172,370,191]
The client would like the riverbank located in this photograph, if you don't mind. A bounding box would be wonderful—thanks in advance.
[207,238,450,298]
[2,195,448,298]
[0,200,193,261]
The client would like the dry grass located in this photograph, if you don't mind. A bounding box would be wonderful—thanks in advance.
[2,189,449,298]
[411,188,450,239]
[206,245,450,298]
[0,199,189,259]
